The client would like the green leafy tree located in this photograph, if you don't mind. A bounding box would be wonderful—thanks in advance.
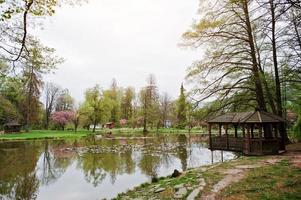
[105,79,121,125]
[84,85,112,132]
[0,95,20,126]
[121,87,135,120]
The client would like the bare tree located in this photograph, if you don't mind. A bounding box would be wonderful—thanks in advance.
[44,82,61,129]
[159,92,171,128]
[140,74,159,133]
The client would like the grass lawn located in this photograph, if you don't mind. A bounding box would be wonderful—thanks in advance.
[0,130,94,141]
[222,159,301,200]
[0,127,205,141]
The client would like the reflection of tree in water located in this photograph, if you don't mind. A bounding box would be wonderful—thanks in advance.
[0,142,40,200]
[176,134,188,171]
[77,139,136,186]
[40,140,74,185]
[159,135,174,170]
[138,138,161,179]
[15,171,39,200]
[78,153,107,187]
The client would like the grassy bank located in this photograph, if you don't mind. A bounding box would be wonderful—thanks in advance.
[115,145,301,200]
[0,130,94,141]
[0,128,205,141]
[222,159,301,199]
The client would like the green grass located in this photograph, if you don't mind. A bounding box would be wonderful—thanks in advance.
[0,130,94,141]
[115,152,301,200]
[222,159,301,200]
[0,127,206,141]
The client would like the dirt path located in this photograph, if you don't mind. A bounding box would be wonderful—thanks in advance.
[200,165,261,200]
[201,156,298,200]
[200,146,301,200]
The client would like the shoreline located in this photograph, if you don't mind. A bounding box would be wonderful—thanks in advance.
[0,129,207,142]
[114,144,301,200]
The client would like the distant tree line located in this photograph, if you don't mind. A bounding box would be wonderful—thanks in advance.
[1,70,199,132]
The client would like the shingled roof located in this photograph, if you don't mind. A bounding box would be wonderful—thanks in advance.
[207,111,285,123]
[3,121,21,126]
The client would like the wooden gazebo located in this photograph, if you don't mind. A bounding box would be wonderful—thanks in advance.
[207,111,286,155]
[3,121,21,134]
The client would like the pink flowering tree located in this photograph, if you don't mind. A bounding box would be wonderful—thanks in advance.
[51,111,75,130]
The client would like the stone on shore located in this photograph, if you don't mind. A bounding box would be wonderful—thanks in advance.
[174,187,187,198]
[186,188,201,200]
[154,187,165,193]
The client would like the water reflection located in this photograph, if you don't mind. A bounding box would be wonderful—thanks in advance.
[0,135,237,200]
[0,142,39,200]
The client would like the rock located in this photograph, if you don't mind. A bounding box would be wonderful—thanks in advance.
[171,169,181,178]
[187,187,194,190]
[186,188,201,200]
[199,178,206,187]
[174,187,187,198]
[174,183,184,190]
[154,187,165,193]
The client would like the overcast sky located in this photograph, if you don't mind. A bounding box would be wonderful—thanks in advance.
[38,0,201,102]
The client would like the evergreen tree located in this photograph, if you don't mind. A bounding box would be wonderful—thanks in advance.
[177,84,187,129]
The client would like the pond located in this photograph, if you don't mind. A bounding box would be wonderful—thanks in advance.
[0,134,237,200]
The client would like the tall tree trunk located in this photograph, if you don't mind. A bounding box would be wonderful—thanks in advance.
[270,0,289,146]
[243,0,267,111]
[270,0,282,116]
[93,119,96,133]
[25,66,34,132]
[292,10,301,56]
[255,35,277,114]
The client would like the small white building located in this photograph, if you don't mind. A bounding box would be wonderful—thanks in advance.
[164,120,172,128]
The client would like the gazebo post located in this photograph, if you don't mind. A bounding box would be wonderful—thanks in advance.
[234,124,238,138]
[259,124,263,153]
[219,123,222,149]
[279,122,286,151]
[251,124,254,139]
[225,124,229,150]
[242,124,245,138]
[273,124,278,138]
[246,124,251,154]
[208,123,212,149]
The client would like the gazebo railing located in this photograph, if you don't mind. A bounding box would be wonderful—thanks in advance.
[210,136,280,155]
[210,136,244,152]
[247,138,280,155]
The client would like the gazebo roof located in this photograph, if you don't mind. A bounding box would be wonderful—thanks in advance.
[207,111,285,124]
[3,121,21,126]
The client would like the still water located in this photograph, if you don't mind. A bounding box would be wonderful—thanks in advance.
[0,134,236,200]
